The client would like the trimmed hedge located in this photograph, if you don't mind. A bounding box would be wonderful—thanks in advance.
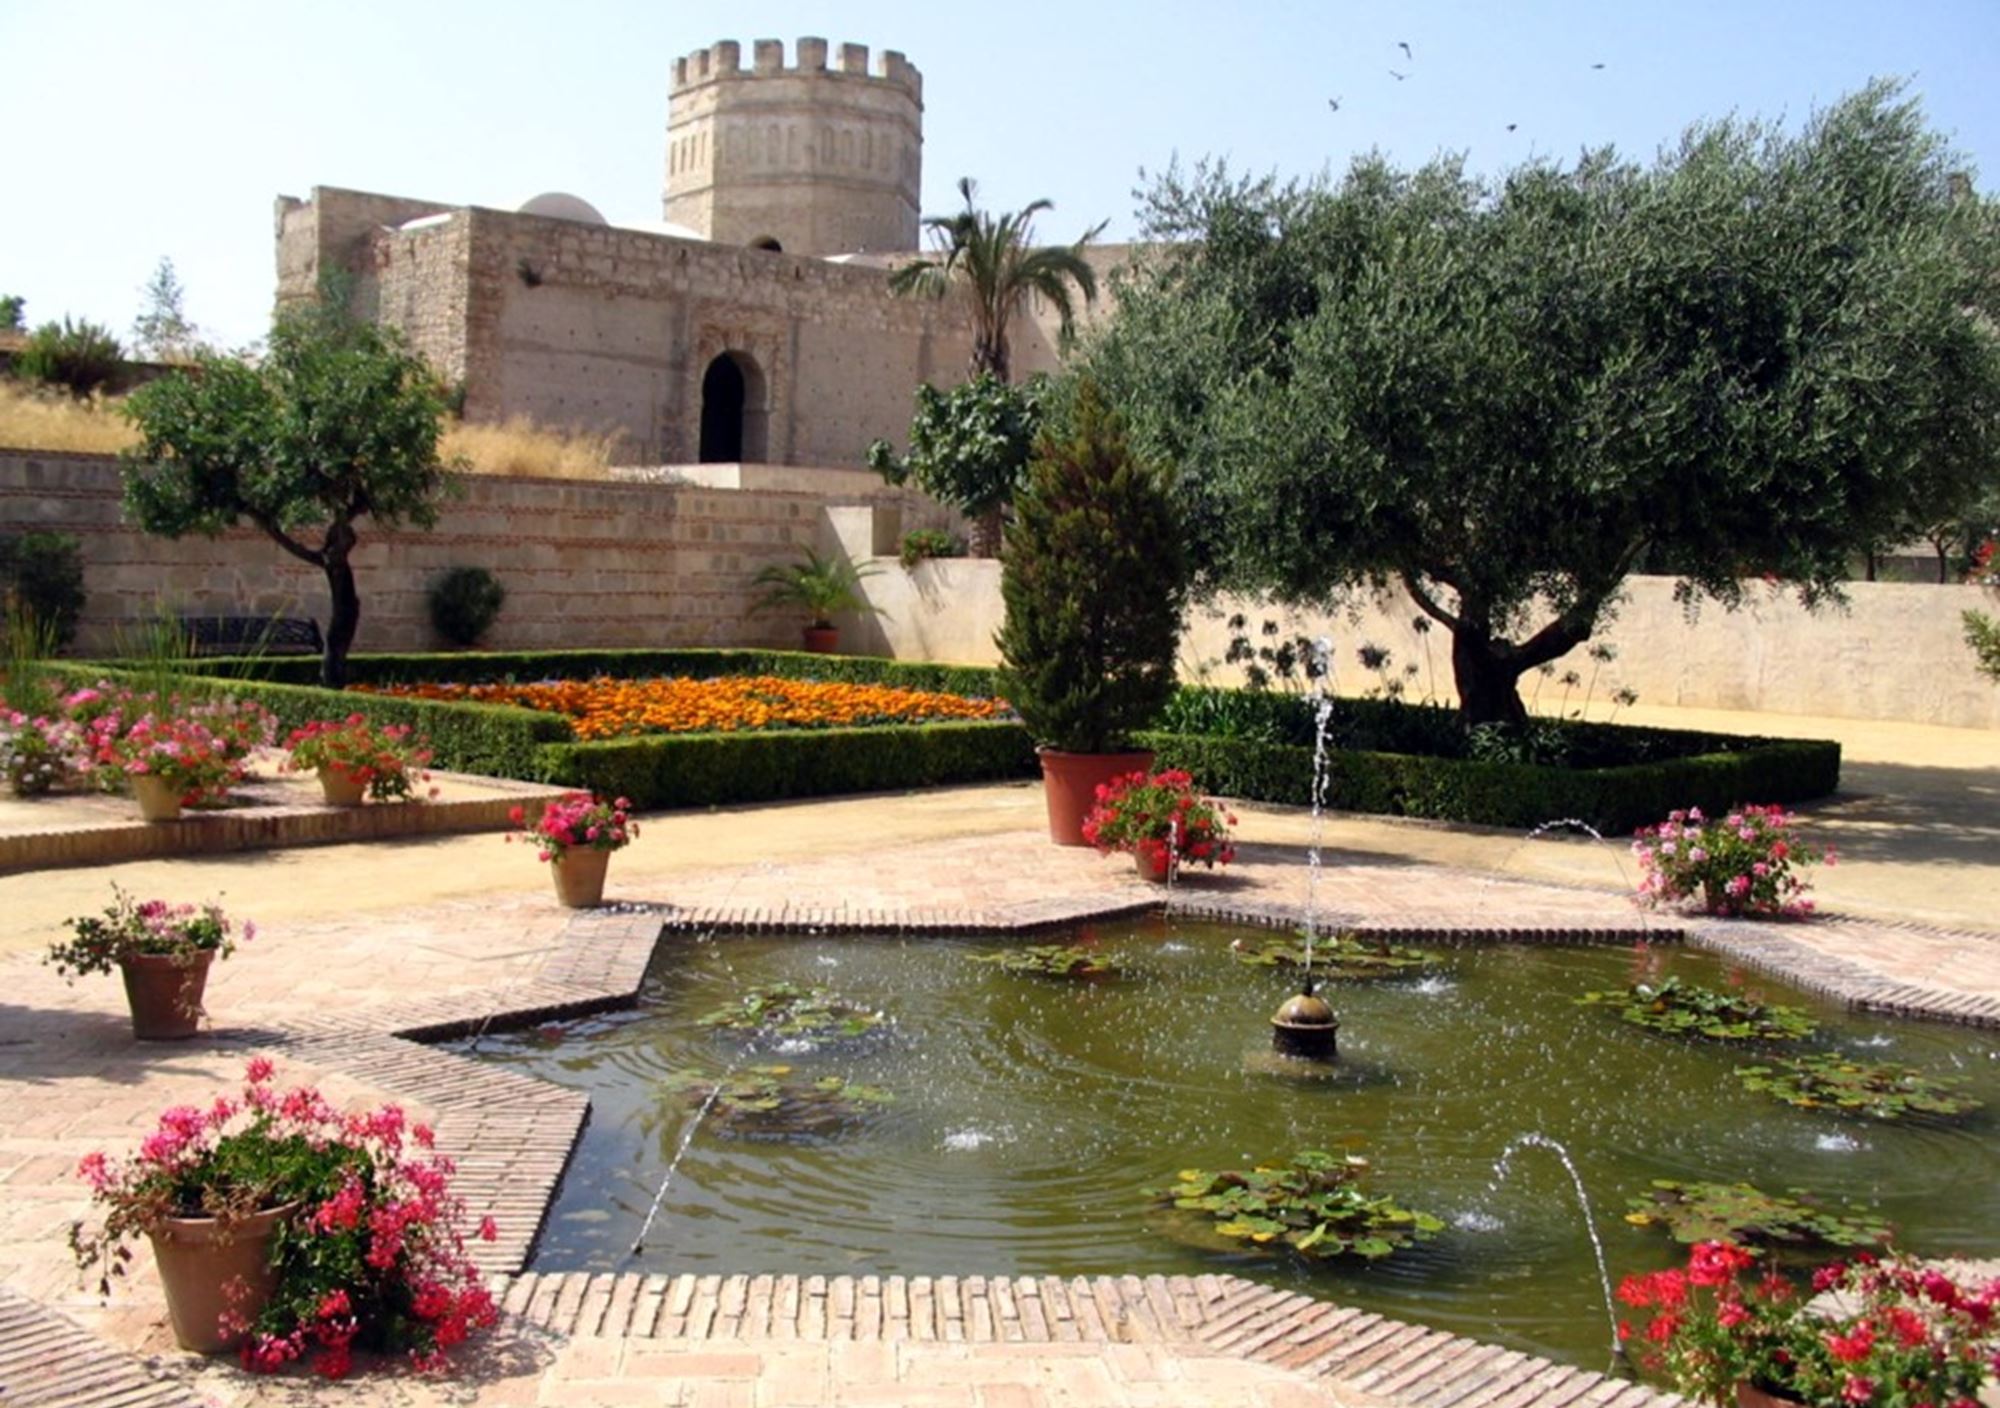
[164,648,1007,699]
[1138,730,1842,835]
[540,720,1036,809]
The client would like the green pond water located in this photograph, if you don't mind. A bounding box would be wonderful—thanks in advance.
[453,918,2000,1371]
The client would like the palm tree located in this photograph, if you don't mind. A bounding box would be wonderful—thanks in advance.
[889,177,1105,384]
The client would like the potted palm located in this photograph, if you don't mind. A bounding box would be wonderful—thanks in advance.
[749,546,884,653]
[995,380,1189,844]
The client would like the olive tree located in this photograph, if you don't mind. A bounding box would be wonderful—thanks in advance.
[1091,84,2000,724]
[122,303,453,687]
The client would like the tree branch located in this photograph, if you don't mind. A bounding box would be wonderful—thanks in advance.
[250,513,324,568]
[1400,571,1462,633]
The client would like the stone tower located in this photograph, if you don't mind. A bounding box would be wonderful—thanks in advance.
[664,38,923,256]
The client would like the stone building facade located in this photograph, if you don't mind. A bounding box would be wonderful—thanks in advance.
[274,37,1118,469]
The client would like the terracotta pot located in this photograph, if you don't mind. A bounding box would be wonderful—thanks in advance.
[1037,748,1155,847]
[551,846,612,907]
[317,766,366,807]
[131,773,184,822]
[1735,1384,1805,1408]
[802,626,840,654]
[1134,847,1174,883]
[149,1200,297,1353]
[119,951,214,1040]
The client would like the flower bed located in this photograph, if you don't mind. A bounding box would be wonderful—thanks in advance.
[359,674,1011,740]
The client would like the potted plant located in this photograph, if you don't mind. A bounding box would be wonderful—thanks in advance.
[96,713,245,820]
[1632,805,1833,917]
[46,888,250,1039]
[509,791,638,907]
[748,545,883,653]
[1617,1241,2000,1408]
[281,714,434,806]
[72,1058,499,1371]
[995,380,1189,844]
[1082,769,1238,881]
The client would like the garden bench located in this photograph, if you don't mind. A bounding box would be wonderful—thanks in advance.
[177,615,324,656]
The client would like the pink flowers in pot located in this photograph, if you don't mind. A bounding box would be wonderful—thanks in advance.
[45,887,247,980]
[1632,804,1832,918]
[72,1059,499,1378]
[282,714,435,802]
[509,791,638,861]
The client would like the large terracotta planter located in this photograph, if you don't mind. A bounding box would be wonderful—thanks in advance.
[551,847,612,907]
[802,626,840,654]
[1037,748,1154,847]
[149,1200,297,1353]
[1735,1384,1805,1408]
[119,951,215,1040]
[1134,846,1174,883]
[131,773,184,822]
[317,766,366,807]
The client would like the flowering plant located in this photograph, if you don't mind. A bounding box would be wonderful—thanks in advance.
[1618,1242,2000,1408]
[1081,769,1237,873]
[72,1059,499,1378]
[282,715,434,802]
[46,887,248,980]
[1,709,88,795]
[95,712,246,802]
[1632,805,1831,918]
[509,791,637,861]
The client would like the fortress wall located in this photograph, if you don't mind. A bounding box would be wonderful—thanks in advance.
[0,451,952,655]
[457,208,974,464]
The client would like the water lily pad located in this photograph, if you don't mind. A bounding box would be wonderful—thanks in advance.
[1148,1149,1444,1262]
[696,982,887,1040]
[1229,931,1439,980]
[1625,1179,1890,1249]
[663,1065,894,1139]
[969,945,1119,978]
[1576,977,1817,1042]
[1734,1054,1983,1120]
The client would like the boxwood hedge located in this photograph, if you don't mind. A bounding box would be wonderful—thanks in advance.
[60,654,1838,828]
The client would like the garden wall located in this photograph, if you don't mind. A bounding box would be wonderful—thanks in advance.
[0,450,951,655]
[854,561,2000,732]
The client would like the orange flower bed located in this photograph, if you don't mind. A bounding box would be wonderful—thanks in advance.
[361,675,1012,741]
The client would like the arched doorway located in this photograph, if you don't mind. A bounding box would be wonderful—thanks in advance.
[698,352,768,462]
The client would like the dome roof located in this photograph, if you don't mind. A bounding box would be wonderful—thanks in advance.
[517,191,608,225]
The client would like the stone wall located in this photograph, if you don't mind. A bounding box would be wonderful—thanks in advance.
[0,451,953,655]
[855,560,2000,732]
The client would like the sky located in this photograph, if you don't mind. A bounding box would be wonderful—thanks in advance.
[4,0,1997,353]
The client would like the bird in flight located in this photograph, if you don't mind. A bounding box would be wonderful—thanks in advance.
[1389,68,1408,80]
[1397,41,1413,60]
[1328,96,1343,112]
[1506,123,1518,132]
[1591,62,1606,69]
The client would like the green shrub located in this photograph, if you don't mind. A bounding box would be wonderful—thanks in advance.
[0,531,86,649]
[1966,610,2000,683]
[538,720,1036,809]
[428,566,506,647]
[898,529,966,568]
[1139,730,1840,835]
[15,318,122,397]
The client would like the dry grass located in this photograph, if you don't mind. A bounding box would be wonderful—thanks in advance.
[0,382,140,454]
[0,382,621,480]
[441,415,623,479]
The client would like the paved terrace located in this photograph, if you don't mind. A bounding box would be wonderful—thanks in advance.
[0,704,1993,1406]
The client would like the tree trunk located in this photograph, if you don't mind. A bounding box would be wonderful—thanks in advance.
[320,522,360,690]
[968,504,1005,558]
[1449,626,1529,727]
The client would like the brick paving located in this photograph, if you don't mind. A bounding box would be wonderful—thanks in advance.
[4,802,1999,1405]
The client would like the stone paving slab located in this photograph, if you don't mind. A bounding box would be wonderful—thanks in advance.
[0,751,565,875]
[11,823,2000,1405]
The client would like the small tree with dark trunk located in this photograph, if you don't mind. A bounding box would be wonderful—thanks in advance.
[1090,84,2000,724]
[867,374,1043,556]
[121,304,451,688]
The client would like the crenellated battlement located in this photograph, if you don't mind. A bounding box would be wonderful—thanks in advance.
[672,37,921,101]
